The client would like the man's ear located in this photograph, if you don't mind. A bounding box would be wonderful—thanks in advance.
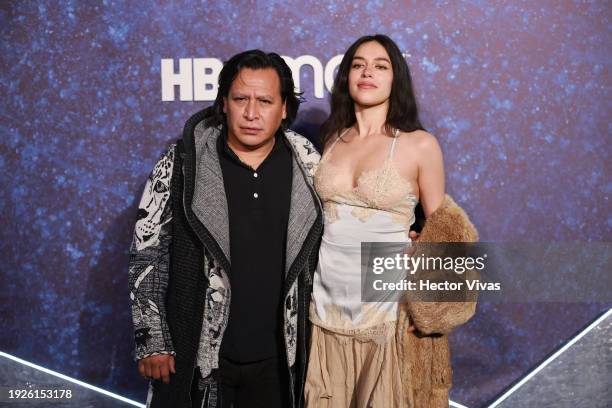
[282,101,287,120]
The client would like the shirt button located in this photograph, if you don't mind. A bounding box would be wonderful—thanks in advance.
[253,193,259,199]
[253,172,258,178]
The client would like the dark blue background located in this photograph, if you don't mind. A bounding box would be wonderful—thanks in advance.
[1,1,610,406]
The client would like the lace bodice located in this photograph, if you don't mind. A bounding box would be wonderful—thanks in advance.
[314,128,418,228]
[310,128,419,330]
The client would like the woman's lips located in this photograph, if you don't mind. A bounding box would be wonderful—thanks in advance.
[357,82,377,89]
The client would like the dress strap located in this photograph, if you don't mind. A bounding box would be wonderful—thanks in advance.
[388,128,400,159]
[326,127,352,155]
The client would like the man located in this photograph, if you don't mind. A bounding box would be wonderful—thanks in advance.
[128,50,322,408]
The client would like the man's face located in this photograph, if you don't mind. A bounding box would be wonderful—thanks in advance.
[223,67,287,149]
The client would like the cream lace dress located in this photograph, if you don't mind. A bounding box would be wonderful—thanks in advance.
[305,129,419,408]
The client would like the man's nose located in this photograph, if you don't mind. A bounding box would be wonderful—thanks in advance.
[243,99,258,120]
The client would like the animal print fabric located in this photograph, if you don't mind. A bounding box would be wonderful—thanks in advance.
[129,145,176,359]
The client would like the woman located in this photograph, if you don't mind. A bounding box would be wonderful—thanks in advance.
[305,35,477,407]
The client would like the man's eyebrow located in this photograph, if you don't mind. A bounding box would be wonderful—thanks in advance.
[229,92,276,99]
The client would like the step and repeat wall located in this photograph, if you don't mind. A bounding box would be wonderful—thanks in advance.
[1,1,609,406]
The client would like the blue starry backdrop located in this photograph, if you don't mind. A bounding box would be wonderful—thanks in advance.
[1,1,610,406]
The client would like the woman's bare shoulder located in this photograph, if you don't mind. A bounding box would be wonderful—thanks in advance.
[395,129,442,154]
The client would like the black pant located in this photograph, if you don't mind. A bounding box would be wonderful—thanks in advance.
[191,356,290,408]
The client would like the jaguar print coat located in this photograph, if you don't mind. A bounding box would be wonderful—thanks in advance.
[128,110,322,408]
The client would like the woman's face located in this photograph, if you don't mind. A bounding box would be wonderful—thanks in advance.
[348,41,394,108]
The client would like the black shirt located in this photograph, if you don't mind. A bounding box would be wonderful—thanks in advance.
[217,127,293,363]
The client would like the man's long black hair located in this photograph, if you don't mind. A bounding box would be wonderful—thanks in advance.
[202,49,302,129]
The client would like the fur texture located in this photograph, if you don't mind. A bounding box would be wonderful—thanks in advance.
[396,194,478,407]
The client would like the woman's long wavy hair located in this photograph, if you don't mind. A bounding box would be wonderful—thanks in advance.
[321,34,425,145]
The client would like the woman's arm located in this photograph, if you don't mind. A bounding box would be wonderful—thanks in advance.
[416,132,445,217]
[401,132,479,335]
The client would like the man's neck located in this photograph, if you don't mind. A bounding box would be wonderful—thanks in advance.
[226,131,278,170]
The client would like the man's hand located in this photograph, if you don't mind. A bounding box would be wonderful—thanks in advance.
[404,230,421,258]
[407,315,416,333]
[138,354,176,384]
[407,231,420,334]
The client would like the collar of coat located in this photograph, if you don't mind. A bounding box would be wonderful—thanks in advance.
[180,109,322,276]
